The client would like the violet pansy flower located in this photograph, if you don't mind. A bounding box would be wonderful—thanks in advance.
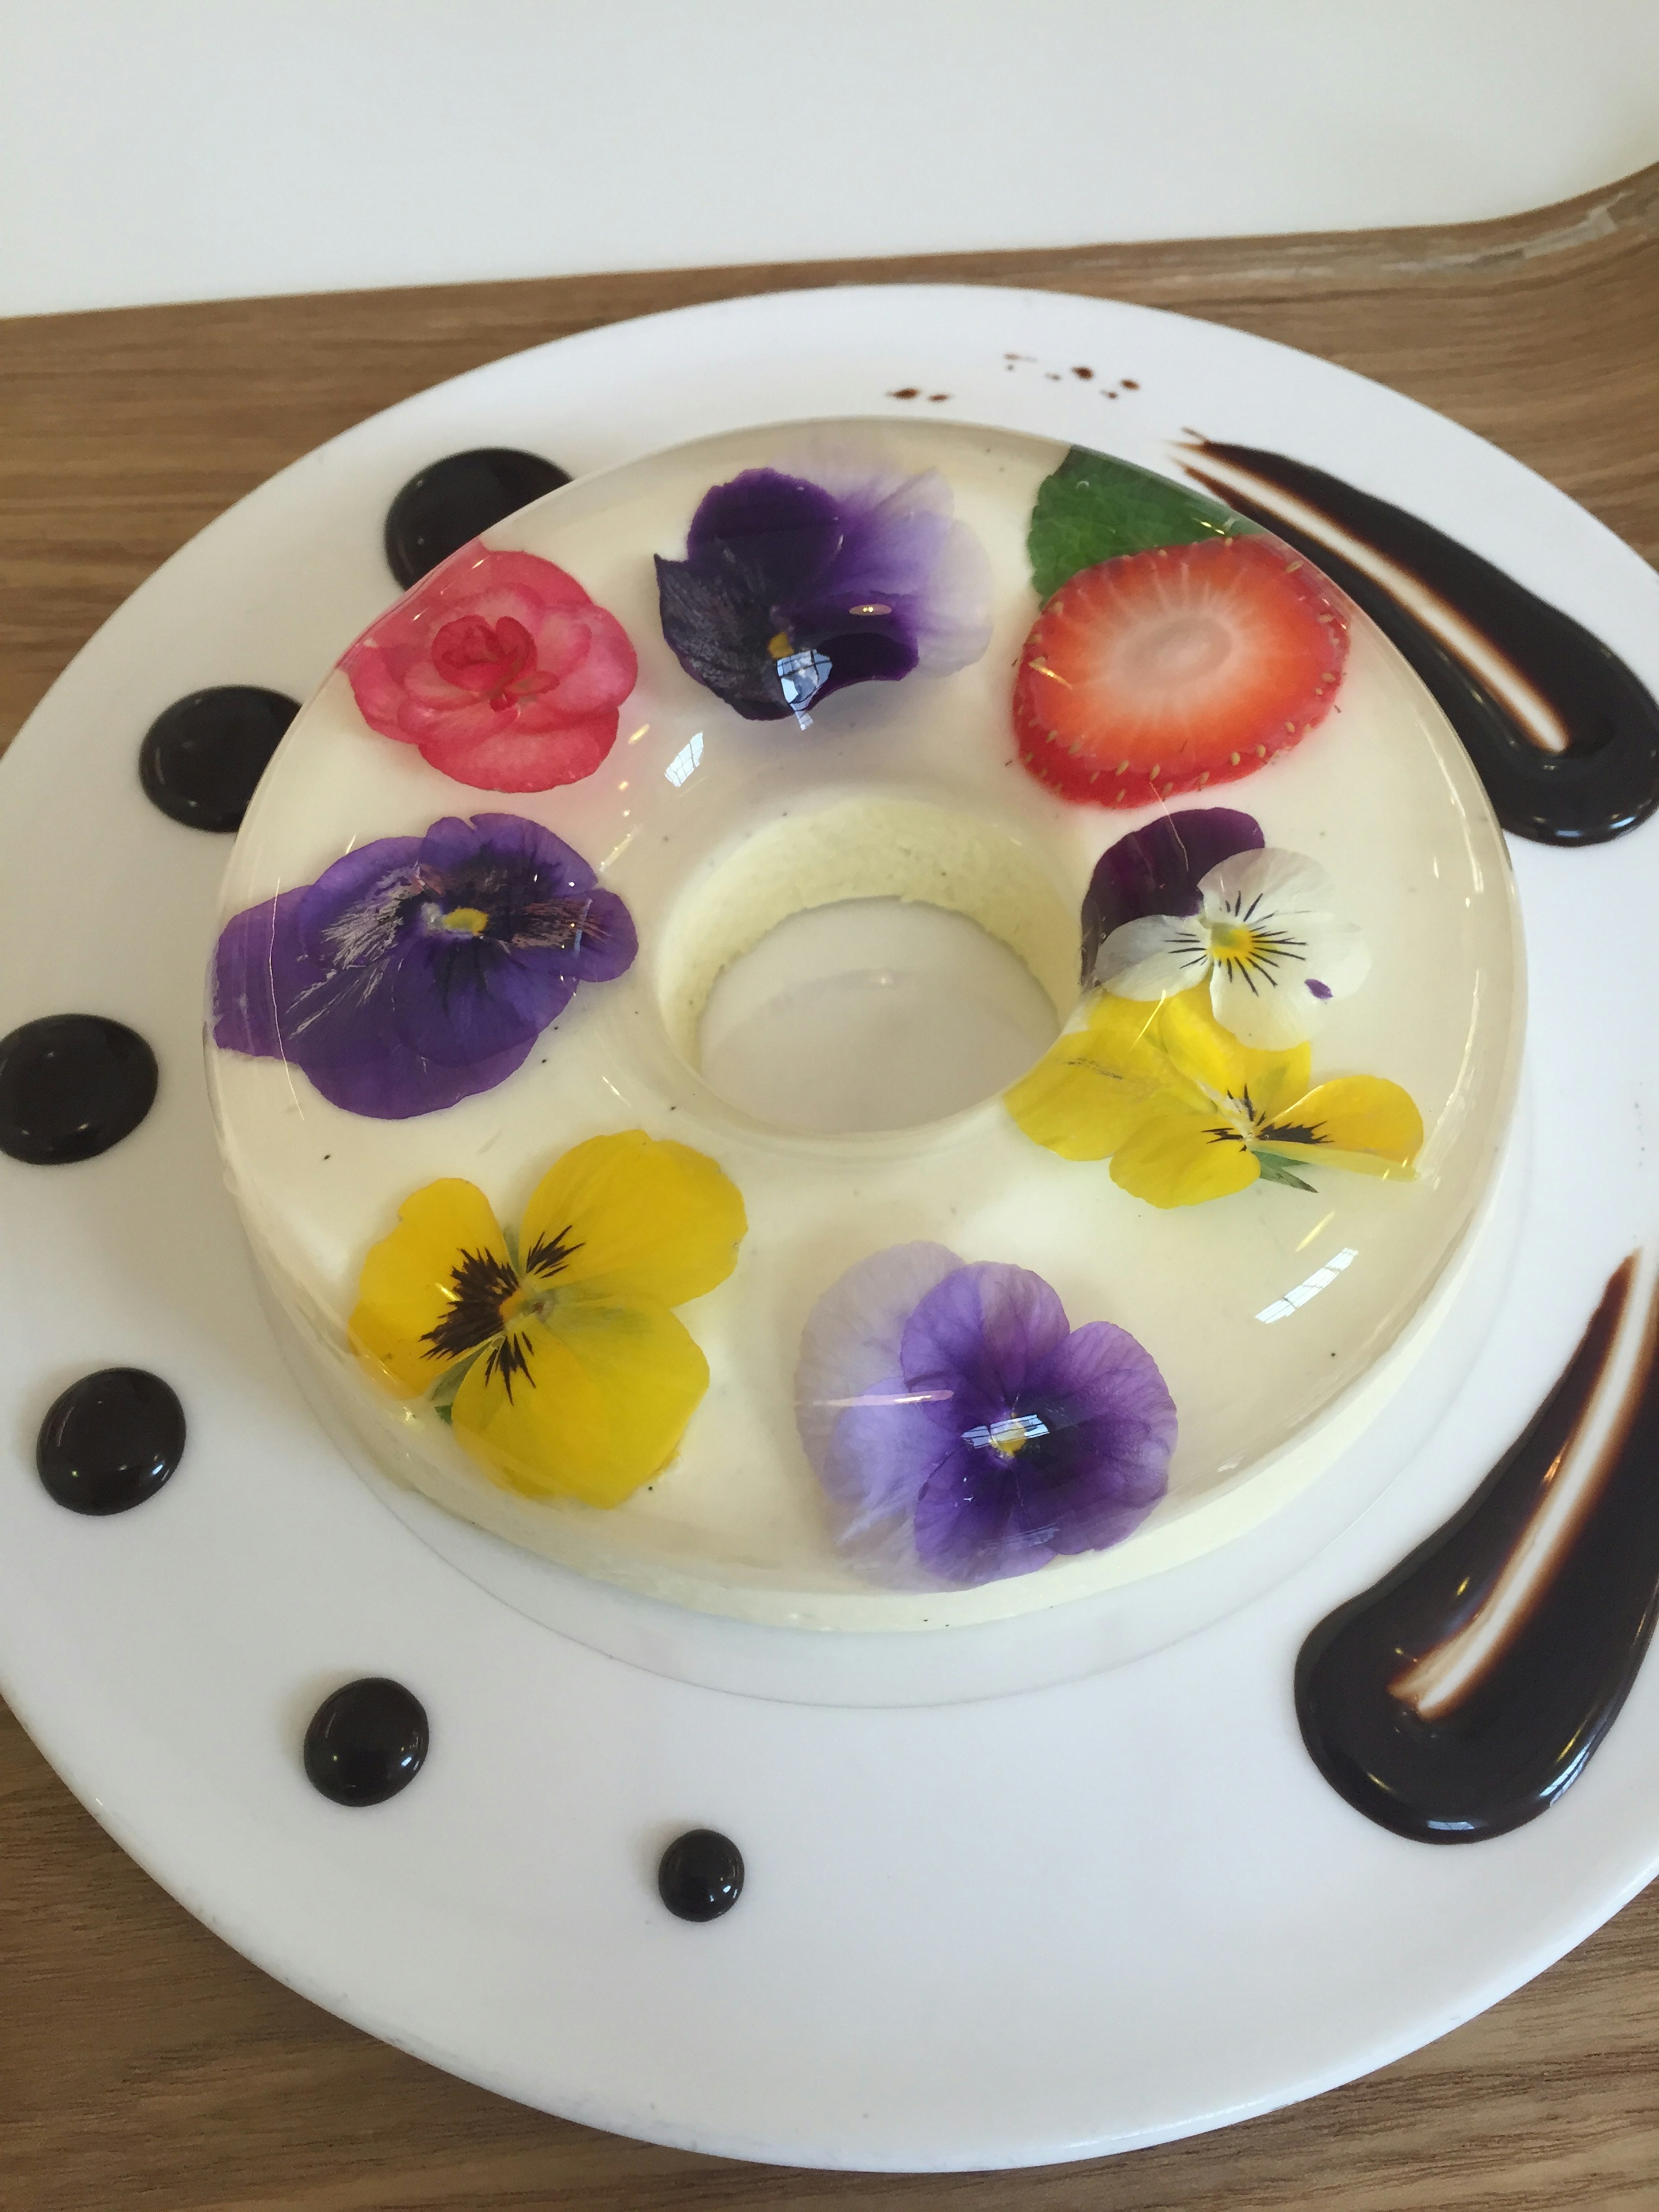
[655,458,993,724]
[796,1244,1176,1588]
[211,813,636,1119]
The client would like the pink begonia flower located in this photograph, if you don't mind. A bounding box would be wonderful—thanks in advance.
[342,543,638,791]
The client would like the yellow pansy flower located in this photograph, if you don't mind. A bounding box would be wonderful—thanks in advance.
[1005,986,1421,1210]
[349,1130,746,1505]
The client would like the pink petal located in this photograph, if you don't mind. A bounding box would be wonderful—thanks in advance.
[417,709,621,791]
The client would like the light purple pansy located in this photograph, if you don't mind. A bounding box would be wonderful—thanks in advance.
[211,812,636,1119]
[796,1243,1176,1588]
[654,458,992,723]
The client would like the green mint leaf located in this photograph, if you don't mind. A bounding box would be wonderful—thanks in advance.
[1028,445,1256,603]
[1254,1149,1318,1193]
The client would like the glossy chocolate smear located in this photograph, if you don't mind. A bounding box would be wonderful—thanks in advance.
[1297,1257,1659,1841]
[1181,441,1659,847]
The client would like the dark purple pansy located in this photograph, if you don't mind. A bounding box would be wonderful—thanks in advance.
[1080,806,1264,982]
[211,813,636,1119]
[795,1244,1176,1588]
[654,459,992,723]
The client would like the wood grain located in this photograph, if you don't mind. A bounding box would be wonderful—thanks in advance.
[4,166,1659,2208]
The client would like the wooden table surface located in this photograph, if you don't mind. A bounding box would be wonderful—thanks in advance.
[5,169,1659,2212]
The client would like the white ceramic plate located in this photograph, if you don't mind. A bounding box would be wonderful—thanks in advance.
[2,285,1656,2172]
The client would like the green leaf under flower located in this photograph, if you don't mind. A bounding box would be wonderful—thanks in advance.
[1028,446,1258,604]
[1254,1149,1318,1193]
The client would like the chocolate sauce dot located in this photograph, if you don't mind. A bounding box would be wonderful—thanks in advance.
[139,686,299,832]
[658,1828,744,1921]
[0,1015,158,1165]
[384,449,572,589]
[36,1368,185,1515]
[304,1678,429,1806]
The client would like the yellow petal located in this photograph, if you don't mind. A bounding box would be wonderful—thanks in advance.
[451,1299,710,1507]
[1110,1102,1261,1209]
[518,1130,746,1309]
[1005,992,1199,1160]
[1262,1076,1424,1167]
[1156,986,1311,1119]
[350,1179,512,1397]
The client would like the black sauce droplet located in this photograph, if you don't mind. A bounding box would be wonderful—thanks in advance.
[139,686,299,832]
[1182,441,1659,847]
[658,1828,744,1920]
[36,1367,185,1515]
[304,1678,429,1807]
[0,1015,158,1165]
[384,448,572,589]
[1297,1258,1659,1842]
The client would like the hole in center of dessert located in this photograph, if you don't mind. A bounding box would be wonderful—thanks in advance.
[697,898,1062,1135]
[659,798,1078,1136]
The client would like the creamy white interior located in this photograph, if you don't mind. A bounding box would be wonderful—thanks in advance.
[208,418,1525,1630]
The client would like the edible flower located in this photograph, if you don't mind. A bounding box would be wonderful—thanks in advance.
[212,813,636,1119]
[1080,803,1264,982]
[654,457,992,722]
[1006,985,1422,1208]
[795,1243,1175,1587]
[343,544,637,790]
[350,1131,746,1505]
[1097,842,1369,1050]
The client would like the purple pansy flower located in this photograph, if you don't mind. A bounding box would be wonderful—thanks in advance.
[654,457,993,723]
[211,813,636,1119]
[796,1243,1176,1588]
[1081,805,1263,983]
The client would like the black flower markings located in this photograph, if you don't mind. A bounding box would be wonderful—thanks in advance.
[423,1247,523,1365]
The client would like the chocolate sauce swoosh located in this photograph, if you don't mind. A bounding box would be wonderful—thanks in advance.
[1296,1255,1659,1842]
[1179,441,1659,847]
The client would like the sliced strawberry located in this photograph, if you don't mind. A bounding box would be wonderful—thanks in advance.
[1013,534,1349,807]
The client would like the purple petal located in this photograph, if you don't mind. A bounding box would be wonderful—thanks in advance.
[385,936,575,1066]
[304,1031,538,1119]
[685,468,843,600]
[825,1383,963,1538]
[900,1263,1071,1427]
[425,810,595,896]
[211,888,305,1058]
[912,1321,1174,1585]
[795,1242,963,1482]
[295,837,424,970]
[1081,808,1263,982]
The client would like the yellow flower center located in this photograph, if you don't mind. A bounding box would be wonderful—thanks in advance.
[1206,919,1259,963]
[964,1413,1049,1456]
[767,629,793,659]
[440,906,491,935]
